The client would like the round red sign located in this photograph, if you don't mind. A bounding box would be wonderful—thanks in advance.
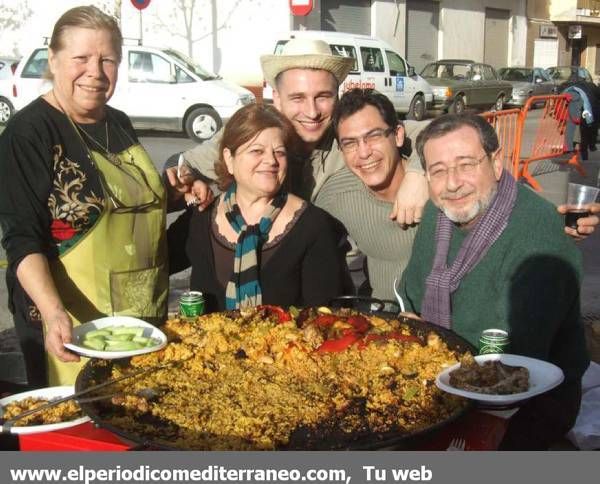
[289,0,313,16]
[130,0,151,11]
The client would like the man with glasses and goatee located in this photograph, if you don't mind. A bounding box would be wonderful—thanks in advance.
[399,113,589,450]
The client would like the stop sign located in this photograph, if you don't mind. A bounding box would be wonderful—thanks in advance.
[130,0,151,10]
[289,0,313,16]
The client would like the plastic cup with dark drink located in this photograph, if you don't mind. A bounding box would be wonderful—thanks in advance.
[565,183,599,230]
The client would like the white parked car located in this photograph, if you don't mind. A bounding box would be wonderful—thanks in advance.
[0,44,255,141]
[0,57,18,80]
[0,57,19,123]
[263,30,434,120]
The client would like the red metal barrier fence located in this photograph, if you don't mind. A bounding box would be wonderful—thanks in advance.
[481,94,586,191]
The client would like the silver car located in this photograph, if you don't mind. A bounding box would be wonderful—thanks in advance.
[498,67,557,106]
[546,66,594,84]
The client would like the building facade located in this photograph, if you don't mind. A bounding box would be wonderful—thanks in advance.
[525,1,600,80]
[0,0,528,89]
[294,1,527,73]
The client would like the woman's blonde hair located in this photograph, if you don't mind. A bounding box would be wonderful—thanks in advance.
[215,104,300,191]
[47,5,122,80]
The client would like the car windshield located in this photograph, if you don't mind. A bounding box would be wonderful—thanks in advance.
[547,67,575,81]
[499,68,533,82]
[162,48,219,80]
[421,62,471,80]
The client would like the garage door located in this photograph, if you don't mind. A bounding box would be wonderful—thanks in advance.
[533,39,559,68]
[406,0,439,74]
[321,0,371,35]
[484,8,509,68]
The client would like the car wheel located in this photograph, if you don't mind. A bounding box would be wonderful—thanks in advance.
[494,95,504,111]
[407,94,426,121]
[449,95,465,114]
[184,107,222,142]
[0,97,14,124]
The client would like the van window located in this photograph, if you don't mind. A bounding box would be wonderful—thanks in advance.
[163,48,218,80]
[274,41,288,55]
[385,50,406,76]
[129,51,172,83]
[175,65,194,83]
[360,47,384,73]
[21,49,48,79]
[330,44,359,72]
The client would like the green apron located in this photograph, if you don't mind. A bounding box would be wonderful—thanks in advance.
[46,142,168,385]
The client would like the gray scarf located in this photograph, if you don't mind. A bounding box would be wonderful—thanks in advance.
[421,170,518,328]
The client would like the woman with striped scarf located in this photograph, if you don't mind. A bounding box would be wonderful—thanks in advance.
[168,104,345,312]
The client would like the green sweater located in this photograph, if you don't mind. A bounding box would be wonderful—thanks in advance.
[314,166,417,300]
[400,184,589,383]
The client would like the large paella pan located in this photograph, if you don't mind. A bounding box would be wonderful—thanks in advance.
[75,306,475,450]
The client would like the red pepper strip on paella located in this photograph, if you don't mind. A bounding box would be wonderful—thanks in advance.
[316,332,361,353]
[256,305,292,323]
[346,315,370,333]
[312,314,338,327]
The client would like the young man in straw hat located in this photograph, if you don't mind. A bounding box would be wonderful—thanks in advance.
[166,38,429,225]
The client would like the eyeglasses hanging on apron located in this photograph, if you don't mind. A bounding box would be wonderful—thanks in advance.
[74,116,162,214]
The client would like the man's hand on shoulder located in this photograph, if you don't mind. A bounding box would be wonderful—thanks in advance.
[557,202,600,241]
[389,171,428,226]
[165,162,193,201]
[188,179,215,211]
[165,164,214,211]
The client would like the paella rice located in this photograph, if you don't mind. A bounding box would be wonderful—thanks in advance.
[83,307,470,449]
[1,397,83,426]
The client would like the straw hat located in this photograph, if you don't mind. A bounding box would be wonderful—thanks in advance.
[260,38,354,88]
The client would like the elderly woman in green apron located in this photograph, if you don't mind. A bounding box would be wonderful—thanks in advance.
[0,6,168,387]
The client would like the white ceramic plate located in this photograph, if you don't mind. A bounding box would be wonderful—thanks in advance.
[435,354,564,406]
[0,386,90,434]
[64,316,167,360]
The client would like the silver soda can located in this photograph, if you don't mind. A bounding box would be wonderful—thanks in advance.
[479,329,510,354]
[179,291,205,320]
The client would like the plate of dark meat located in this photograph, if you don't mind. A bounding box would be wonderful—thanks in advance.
[435,354,564,406]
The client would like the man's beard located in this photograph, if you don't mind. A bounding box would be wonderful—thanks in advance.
[441,185,498,225]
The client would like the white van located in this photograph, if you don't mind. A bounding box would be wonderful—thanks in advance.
[263,31,433,120]
[0,43,255,141]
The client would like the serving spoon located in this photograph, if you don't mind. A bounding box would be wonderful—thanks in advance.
[1,360,177,433]
[77,386,159,404]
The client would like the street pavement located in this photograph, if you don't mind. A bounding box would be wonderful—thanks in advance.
[1,121,600,383]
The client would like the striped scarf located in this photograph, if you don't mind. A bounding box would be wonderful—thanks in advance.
[223,183,288,309]
[421,170,518,328]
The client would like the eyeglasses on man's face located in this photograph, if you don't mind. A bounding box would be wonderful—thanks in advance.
[338,126,396,153]
[426,153,491,182]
